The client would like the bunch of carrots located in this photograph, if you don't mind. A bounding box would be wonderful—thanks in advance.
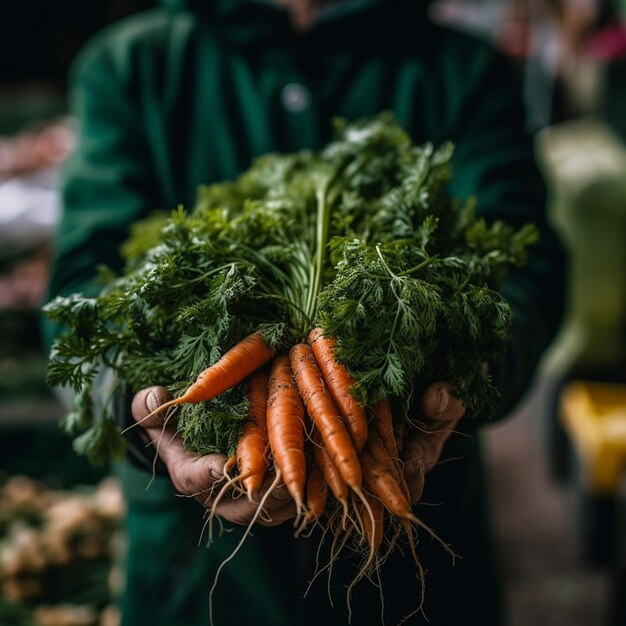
[141,327,452,611]
[44,115,535,619]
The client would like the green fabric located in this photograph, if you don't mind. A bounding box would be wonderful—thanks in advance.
[45,1,565,624]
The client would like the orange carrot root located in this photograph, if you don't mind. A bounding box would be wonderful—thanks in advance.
[372,399,412,503]
[290,343,362,491]
[308,327,368,451]
[133,331,273,427]
[362,429,456,561]
[266,355,307,521]
[296,456,327,537]
[238,370,270,501]
[372,398,398,461]
[311,428,351,529]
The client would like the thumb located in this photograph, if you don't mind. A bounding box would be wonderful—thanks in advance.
[131,386,172,428]
[130,386,228,497]
[421,383,465,423]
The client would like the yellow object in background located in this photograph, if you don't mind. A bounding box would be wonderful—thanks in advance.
[560,380,626,493]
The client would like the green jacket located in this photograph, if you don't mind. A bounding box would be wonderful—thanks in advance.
[47,1,564,624]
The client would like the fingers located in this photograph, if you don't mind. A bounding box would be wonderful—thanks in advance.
[402,429,445,504]
[130,387,298,526]
[408,381,464,474]
[130,386,227,497]
[170,454,228,497]
[401,382,465,504]
[402,416,457,481]
[421,382,465,423]
[205,476,296,527]
[252,483,296,526]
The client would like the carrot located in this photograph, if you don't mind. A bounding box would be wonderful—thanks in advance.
[358,429,426,614]
[296,456,327,537]
[201,371,270,542]
[308,328,367,451]
[238,370,270,501]
[135,332,272,424]
[360,430,454,559]
[290,342,377,591]
[372,399,411,502]
[305,456,327,521]
[266,354,307,520]
[311,429,350,528]
[361,429,415,520]
[289,343,361,489]
[372,398,398,462]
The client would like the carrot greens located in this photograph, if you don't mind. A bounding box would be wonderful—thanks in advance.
[44,113,536,464]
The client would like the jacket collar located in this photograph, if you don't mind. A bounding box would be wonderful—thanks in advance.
[159,0,428,48]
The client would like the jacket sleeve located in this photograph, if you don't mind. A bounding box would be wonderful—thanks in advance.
[45,40,159,337]
[43,40,166,473]
[444,42,566,419]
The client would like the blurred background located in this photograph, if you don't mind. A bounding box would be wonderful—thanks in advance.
[1,1,626,625]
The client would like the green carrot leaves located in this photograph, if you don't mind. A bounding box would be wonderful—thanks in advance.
[45,113,537,462]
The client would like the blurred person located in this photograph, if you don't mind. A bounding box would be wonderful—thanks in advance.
[532,0,626,491]
[527,0,626,127]
[0,121,73,178]
[44,0,565,625]
[0,120,74,308]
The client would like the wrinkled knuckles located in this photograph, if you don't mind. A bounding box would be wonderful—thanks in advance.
[403,457,426,480]
[170,461,206,496]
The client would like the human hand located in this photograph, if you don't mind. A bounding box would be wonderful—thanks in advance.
[401,383,465,504]
[130,386,296,527]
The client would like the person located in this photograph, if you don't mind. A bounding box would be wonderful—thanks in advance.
[45,0,565,624]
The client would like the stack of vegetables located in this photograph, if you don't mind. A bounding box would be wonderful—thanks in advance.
[44,114,536,595]
[0,476,123,626]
